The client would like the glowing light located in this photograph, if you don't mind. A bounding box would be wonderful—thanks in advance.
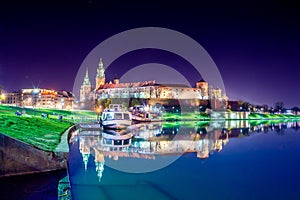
[33,89,40,94]
[96,108,101,114]
[0,94,5,100]
[144,105,150,112]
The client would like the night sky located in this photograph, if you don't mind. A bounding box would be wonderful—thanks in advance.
[0,0,299,107]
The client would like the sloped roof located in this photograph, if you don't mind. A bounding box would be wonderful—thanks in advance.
[198,79,207,83]
[97,80,156,90]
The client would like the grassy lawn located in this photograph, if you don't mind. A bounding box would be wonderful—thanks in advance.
[0,105,97,151]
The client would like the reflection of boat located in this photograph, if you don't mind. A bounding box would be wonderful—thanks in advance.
[101,129,132,147]
[130,105,163,122]
[100,104,132,129]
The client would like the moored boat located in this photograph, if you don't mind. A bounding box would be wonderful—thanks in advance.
[130,105,163,122]
[100,104,132,129]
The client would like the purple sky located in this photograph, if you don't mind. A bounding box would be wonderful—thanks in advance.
[0,0,300,107]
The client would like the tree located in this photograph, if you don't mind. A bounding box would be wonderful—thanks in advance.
[291,106,300,114]
[242,101,250,111]
[97,98,111,110]
[262,104,269,112]
[130,98,142,107]
[0,85,2,103]
[275,101,284,112]
[237,100,251,111]
[0,85,4,96]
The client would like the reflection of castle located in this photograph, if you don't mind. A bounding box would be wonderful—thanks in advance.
[79,136,105,182]
[80,58,228,110]
[75,121,299,182]
[77,126,232,181]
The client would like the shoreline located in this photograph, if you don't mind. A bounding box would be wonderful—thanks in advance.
[0,124,77,178]
[1,117,299,178]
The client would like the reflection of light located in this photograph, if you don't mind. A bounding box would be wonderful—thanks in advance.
[95,162,105,182]
[83,153,90,171]
[33,89,39,94]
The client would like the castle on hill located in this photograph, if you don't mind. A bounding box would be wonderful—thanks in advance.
[80,58,228,110]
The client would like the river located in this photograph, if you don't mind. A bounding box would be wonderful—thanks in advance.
[68,120,300,200]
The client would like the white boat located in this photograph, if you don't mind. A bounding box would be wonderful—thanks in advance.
[100,104,132,129]
[130,105,163,122]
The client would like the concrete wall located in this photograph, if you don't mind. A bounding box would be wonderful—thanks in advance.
[0,132,68,177]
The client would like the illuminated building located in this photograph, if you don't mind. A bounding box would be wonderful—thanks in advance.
[80,68,92,102]
[80,57,228,110]
[196,79,209,99]
[2,89,74,109]
[1,91,19,105]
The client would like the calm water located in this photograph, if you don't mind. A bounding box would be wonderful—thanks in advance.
[0,170,67,200]
[68,121,300,200]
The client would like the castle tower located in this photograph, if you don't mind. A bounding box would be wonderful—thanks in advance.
[80,68,92,102]
[113,74,119,84]
[210,88,227,111]
[95,58,106,90]
[214,88,222,99]
[196,79,208,99]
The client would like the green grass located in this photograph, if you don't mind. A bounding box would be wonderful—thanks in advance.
[0,114,73,151]
[0,105,97,123]
[0,105,97,151]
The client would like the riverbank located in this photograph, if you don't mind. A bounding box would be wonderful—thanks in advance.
[0,132,68,177]
[0,105,96,151]
[1,104,300,151]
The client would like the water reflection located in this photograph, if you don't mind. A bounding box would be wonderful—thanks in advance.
[70,120,300,182]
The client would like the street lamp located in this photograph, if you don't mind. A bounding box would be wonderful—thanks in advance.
[96,107,101,121]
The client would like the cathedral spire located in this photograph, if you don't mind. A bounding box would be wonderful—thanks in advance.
[95,57,106,89]
[96,58,105,78]
[99,57,103,68]
[83,68,91,86]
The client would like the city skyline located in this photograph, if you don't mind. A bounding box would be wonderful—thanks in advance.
[0,1,300,107]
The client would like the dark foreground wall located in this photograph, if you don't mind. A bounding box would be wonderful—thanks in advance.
[0,132,68,177]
